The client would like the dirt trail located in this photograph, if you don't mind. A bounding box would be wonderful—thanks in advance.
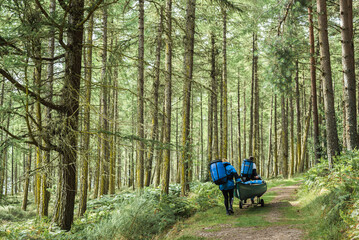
[195,184,304,240]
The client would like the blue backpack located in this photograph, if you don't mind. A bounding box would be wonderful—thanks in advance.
[209,159,228,185]
[240,159,253,181]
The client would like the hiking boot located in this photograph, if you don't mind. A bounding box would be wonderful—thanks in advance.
[228,208,234,214]
[226,210,231,215]
[229,198,234,213]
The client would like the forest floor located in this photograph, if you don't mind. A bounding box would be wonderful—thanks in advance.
[162,179,309,240]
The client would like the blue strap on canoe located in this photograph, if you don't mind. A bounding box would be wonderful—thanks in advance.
[241,180,264,185]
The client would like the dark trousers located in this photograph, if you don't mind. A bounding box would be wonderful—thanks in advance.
[221,188,234,211]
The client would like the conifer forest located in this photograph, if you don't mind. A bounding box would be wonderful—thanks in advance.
[1,0,359,239]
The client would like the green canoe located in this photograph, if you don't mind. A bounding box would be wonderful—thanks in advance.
[234,181,267,201]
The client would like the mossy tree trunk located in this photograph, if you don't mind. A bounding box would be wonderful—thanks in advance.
[162,0,173,195]
[221,7,228,160]
[281,96,288,179]
[266,96,273,178]
[308,3,320,163]
[237,69,241,169]
[57,0,84,230]
[79,10,93,216]
[273,96,278,177]
[136,0,145,190]
[145,10,162,187]
[180,0,196,196]
[99,4,109,196]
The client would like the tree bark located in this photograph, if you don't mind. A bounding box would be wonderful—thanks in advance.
[79,10,93,216]
[162,0,173,195]
[253,33,260,168]
[317,0,340,167]
[308,4,320,162]
[41,0,56,217]
[145,10,162,187]
[290,96,294,177]
[136,0,145,189]
[99,3,110,196]
[212,34,219,159]
[249,33,256,157]
[273,96,278,177]
[281,96,288,178]
[58,0,84,230]
[237,69,241,168]
[340,0,358,150]
[222,7,228,159]
[180,0,196,196]
[266,96,273,178]
[22,145,32,211]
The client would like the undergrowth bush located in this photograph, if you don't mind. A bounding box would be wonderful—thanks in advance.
[301,151,359,239]
[1,181,220,240]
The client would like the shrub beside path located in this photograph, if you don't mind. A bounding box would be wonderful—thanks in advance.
[163,181,307,240]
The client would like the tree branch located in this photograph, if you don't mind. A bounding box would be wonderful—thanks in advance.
[0,69,65,112]
[78,0,105,27]
[35,0,61,29]
[277,0,294,36]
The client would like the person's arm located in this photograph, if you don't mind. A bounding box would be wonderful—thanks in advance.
[252,163,259,179]
[229,166,241,181]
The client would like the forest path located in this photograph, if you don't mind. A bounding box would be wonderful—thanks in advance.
[164,180,307,240]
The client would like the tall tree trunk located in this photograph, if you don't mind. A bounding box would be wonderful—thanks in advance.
[317,0,340,167]
[340,0,358,150]
[136,0,145,189]
[253,33,259,168]
[145,10,162,187]
[206,33,215,181]
[200,90,204,179]
[180,0,196,196]
[222,7,228,159]
[299,104,312,172]
[281,96,288,178]
[176,103,180,183]
[249,33,256,157]
[93,107,101,198]
[41,0,56,217]
[290,96,294,177]
[295,60,301,172]
[33,34,42,215]
[212,34,219,159]
[273,96,278,177]
[266,96,273,178]
[114,65,121,189]
[243,83,246,160]
[237,69,241,168]
[155,103,165,187]
[308,4,320,162]
[22,145,32,210]
[79,11,93,216]
[99,4,109,196]
[108,33,116,195]
[58,0,84,230]
[162,0,174,195]
[0,79,5,197]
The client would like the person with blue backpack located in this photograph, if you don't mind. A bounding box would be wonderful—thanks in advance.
[209,158,240,215]
[241,156,260,182]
